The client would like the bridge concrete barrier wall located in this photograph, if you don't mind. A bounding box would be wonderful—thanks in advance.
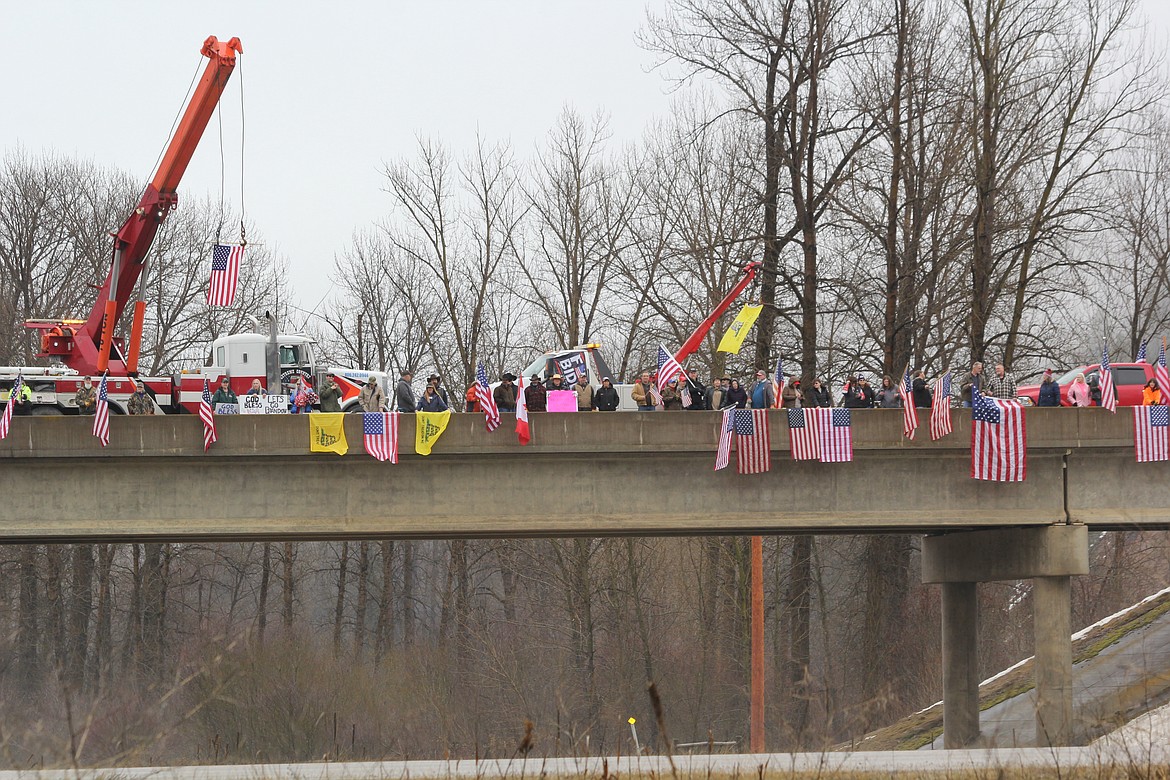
[0,409,1164,541]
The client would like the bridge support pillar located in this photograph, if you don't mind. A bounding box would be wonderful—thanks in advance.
[941,581,980,748]
[923,525,1087,749]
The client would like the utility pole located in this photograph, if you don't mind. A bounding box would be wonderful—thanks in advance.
[751,535,765,752]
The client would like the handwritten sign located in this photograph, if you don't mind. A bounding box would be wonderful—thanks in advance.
[214,403,240,415]
[240,395,266,414]
[265,394,289,414]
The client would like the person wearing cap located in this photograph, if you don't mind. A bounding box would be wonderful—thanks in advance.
[594,377,620,411]
[396,369,416,413]
[416,383,448,412]
[427,373,450,407]
[749,369,776,409]
[358,375,385,412]
[128,378,156,415]
[684,368,707,410]
[73,376,96,415]
[661,377,684,410]
[1037,368,1061,407]
[631,371,657,412]
[494,372,518,413]
[210,376,237,408]
[573,372,594,411]
[319,374,344,412]
[705,377,726,411]
[525,374,547,412]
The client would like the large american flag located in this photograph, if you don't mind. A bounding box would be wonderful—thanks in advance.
[715,409,734,470]
[1099,346,1117,413]
[772,356,785,409]
[736,409,771,473]
[787,408,820,460]
[93,372,110,447]
[199,378,217,451]
[971,388,1026,481]
[899,370,918,439]
[818,408,853,462]
[1134,405,1169,462]
[930,372,953,440]
[656,345,684,393]
[0,374,21,440]
[1155,341,1170,392]
[363,412,399,463]
[475,363,500,432]
[207,243,243,307]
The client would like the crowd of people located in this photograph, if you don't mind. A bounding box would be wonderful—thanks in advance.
[39,357,1164,418]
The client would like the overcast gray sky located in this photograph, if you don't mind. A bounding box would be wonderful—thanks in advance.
[3,1,1169,313]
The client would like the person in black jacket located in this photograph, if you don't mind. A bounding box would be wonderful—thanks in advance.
[911,370,933,408]
[594,377,620,411]
[683,368,707,410]
[726,379,749,409]
[806,379,832,407]
[525,375,547,412]
[842,377,867,408]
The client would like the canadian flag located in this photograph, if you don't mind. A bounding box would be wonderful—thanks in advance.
[516,374,531,446]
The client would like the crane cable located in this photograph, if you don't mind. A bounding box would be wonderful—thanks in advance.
[214,53,247,248]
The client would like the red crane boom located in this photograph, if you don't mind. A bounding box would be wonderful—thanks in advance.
[27,36,243,376]
[673,261,762,365]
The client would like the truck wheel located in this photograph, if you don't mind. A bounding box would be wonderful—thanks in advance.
[30,406,64,416]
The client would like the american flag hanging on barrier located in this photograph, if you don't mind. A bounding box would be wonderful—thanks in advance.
[899,370,918,439]
[714,409,771,474]
[787,407,820,461]
[1134,405,1169,463]
[930,372,953,441]
[93,372,110,447]
[199,378,217,451]
[0,374,21,441]
[363,412,399,463]
[971,387,1026,481]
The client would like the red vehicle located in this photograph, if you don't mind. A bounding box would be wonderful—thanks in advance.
[1017,362,1157,407]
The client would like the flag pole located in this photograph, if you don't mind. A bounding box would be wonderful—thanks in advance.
[750,534,765,752]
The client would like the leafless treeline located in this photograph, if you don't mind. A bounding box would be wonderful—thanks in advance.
[0,532,1164,765]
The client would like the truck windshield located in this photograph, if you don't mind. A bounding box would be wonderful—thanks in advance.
[279,346,302,366]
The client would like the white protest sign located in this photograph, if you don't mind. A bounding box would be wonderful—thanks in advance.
[240,395,266,414]
[214,403,240,415]
[265,395,290,414]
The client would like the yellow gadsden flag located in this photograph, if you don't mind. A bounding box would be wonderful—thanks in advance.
[416,410,452,456]
[309,412,348,455]
[716,304,763,354]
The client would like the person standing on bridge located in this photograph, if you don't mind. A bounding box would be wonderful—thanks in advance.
[427,374,450,408]
[73,376,96,415]
[417,384,448,412]
[525,374,547,412]
[128,379,154,415]
[959,362,983,407]
[594,377,619,411]
[726,378,748,409]
[684,368,707,410]
[631,371,657,412]
[806,378,830,407]
[358,376,385,412]
[986,364,1017,400]
[1068,373,1091,407]
[574,372,594,411]
[211,377,238,408]
[319,374,343,412]
[1143,379,1163,406]
[395,370,415,413]
[877,375,902,408]
[1037,369,1061,407]
[912,370,932,408]
[705,377,726,411]
[246,379,265,395]
[750,370,775,409]
[661,378,684,410]
[494,373,517,413]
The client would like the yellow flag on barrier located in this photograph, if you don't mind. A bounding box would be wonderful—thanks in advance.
[309,412,348,455]
[717,304,763,354]
[416,410,452,456]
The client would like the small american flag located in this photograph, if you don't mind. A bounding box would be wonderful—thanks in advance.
[971,388,1026,481]
[363,412,399,463]
[787,407,820,461]
[1134,405,1169,462]
[207,243,243,307]
[714,409,734,470]
[818,408,853,462]
[930,372,953,440]
[199,378,217,451]
[475,363,500,432]
[0,374,21,440]
[1099,346,1117,413]
[1155,341,1170,392]
[93,372,110,447]
[656,345,684,393]
[899,370,918,439]
[772,356,785,409]
[1136,341,1148,363]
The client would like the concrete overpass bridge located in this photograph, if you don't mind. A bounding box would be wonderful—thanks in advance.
[1,408,1167,750]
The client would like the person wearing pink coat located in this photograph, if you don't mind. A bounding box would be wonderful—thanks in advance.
[1067,373,1092,407]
